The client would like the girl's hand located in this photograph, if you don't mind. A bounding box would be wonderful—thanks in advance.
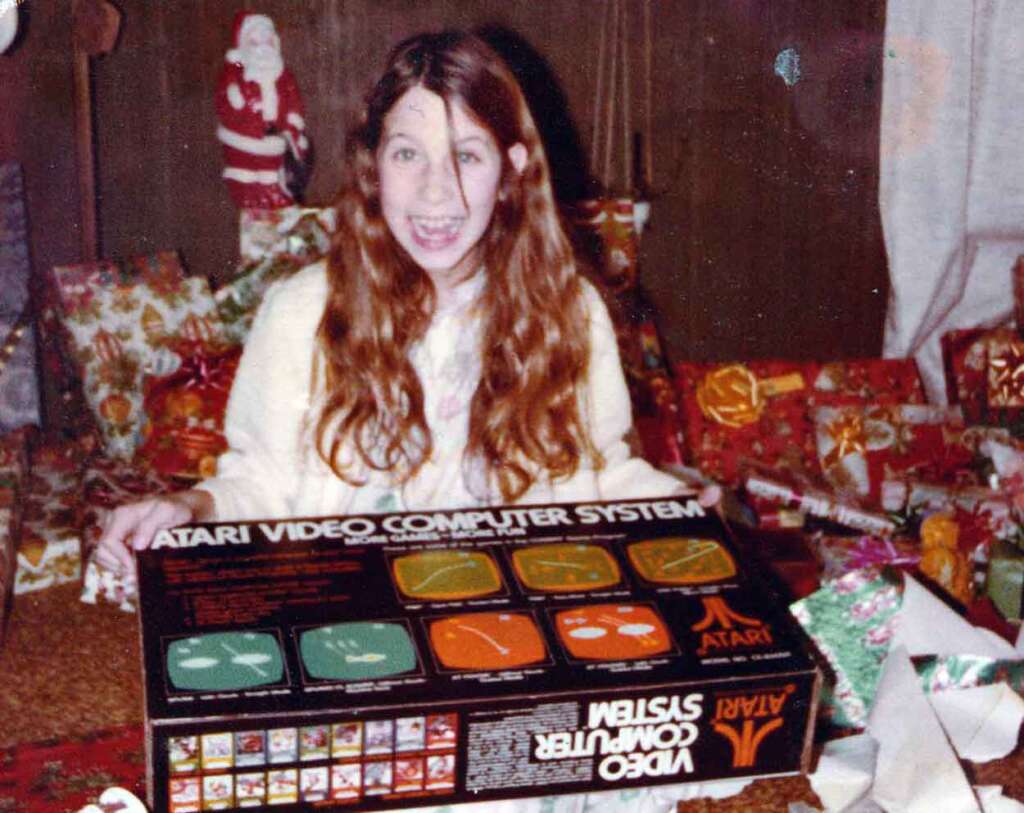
[94,490,213,580]
[696,484,722,508]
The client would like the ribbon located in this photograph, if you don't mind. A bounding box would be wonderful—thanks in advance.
[841,536,919,572]
[987,340,1024,407]
[697,364,806,428]
[696,364,763,427]
[822,411,866,470]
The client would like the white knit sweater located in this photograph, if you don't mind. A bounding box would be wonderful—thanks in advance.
[198,261,680,521]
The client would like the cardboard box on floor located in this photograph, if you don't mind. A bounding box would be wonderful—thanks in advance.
[137,497,820,812]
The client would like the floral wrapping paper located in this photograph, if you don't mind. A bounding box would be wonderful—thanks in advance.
[237,206,336,265]
[675,358,926,487]
[0,161,41,433]
[51,253,228,461]
[916,653,1024,695]
[792,567,1024,730]
[790,567,903,728]
[78,456,181,612]
[136,340,242,480]
[14,440,88,596]
[219,208,336,344]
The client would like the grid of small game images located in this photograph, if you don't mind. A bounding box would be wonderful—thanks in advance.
[166,713,457,810]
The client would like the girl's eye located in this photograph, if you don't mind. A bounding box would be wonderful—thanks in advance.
[457,150,481,165]
[393,147,418,162]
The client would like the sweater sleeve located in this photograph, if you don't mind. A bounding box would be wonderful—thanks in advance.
[195,266,324,521]
[576,282,684,500]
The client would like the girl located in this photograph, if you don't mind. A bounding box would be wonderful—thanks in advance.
[97,31,705,579]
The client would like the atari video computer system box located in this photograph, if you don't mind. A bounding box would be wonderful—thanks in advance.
[137,497,821,811]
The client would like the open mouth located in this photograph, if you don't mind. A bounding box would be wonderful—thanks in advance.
[409,215,464,250]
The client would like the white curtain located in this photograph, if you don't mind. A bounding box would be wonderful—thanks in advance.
[880,0,1024,402]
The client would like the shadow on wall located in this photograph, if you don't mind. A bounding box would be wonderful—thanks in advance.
[476,24,594,204]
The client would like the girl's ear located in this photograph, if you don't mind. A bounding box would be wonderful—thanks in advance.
[507,143,527,174]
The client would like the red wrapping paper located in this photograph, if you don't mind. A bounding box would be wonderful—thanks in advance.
[675,358,925,486]
[136,341,241,479]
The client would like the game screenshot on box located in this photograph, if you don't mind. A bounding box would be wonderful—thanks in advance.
[137,498,821,812]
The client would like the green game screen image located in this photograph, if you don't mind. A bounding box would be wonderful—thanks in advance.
[300,622,418,682]
[166,632,285,692]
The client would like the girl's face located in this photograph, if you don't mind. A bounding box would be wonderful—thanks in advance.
[378,86,525,296]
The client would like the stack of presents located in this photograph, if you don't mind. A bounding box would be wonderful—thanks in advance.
[2,176,1024,733]
[0,173,336,638]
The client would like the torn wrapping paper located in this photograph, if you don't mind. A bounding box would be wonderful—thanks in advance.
[928,683,1024,763]
[868,646,984,813]
[791,569,1020,729]
[791,569,903,728]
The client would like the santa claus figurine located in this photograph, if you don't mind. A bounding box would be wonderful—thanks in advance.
[215,12,310,209]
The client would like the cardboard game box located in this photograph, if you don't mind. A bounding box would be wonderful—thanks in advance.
[137,497,821,811]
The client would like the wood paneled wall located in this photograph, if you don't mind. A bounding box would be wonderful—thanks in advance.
[15,1,890,366]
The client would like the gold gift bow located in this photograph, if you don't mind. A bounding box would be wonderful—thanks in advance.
[988,340,1024,407]
[696,364,805,428]
[822,411,866,471]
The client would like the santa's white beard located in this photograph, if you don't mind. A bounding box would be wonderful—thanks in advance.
[240,47,284,122]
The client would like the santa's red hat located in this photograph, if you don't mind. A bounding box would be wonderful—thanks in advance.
[225,11,276,63]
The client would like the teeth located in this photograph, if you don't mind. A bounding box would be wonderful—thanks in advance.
[410,216,463,238]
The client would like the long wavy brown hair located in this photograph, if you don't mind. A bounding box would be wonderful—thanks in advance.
[316,30,601,502]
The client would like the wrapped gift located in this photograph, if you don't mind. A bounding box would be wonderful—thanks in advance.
[621,318,684,467]
[136,340,241,479]
[238,206,336,265]
[986,539,1024,622]
[571,197,638,292]
[676,358,925,486]
[815,534,921,582]
[14,441,86,595]
[78,455,181,612]
[219,209,336,344]
[813,403,974,506]
[50,253,228,461]
[942,326,1024,435]
[742,465,897,537]
[901,481,1016,543]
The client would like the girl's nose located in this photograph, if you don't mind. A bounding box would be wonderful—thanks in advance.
[419,159,455,204]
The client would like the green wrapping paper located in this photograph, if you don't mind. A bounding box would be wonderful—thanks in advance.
[790,568,902,728]
[915,653,1024,694]
[792,567,1024,729]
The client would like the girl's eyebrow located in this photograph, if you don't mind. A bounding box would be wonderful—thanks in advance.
[381,131,419,145]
